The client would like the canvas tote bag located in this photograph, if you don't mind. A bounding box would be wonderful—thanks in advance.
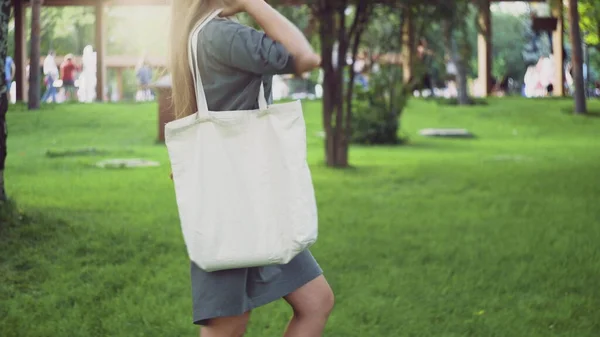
[165,9,318,272]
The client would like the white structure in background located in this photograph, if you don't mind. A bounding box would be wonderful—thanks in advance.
[111,82,120,102]
[9,81,15,104]
[523,55,557,98]
[272,75,289,101]
[79,45,97,103]
[538,55,554,91]
[523,65,541,97]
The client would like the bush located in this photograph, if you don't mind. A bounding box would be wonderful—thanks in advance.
[351,65,410,145]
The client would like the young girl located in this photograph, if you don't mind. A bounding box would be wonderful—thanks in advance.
[169,1,334,336]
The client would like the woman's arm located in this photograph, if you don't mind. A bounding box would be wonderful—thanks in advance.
[242,0,320,74]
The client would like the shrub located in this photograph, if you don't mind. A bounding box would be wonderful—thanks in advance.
[351,65,410,145]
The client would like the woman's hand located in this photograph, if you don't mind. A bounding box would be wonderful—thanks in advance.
[220,0,251,17]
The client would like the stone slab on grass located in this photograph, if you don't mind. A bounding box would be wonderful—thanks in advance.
[96,158,160,169]
[419,128,474,138]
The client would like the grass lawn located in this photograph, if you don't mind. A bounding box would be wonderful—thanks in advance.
[1,97,599,337]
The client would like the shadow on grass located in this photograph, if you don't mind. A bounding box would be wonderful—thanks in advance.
[0,199,23,230]
[560,107,600,118]
[0,199,70,251]
[0,200,72,296]
[45,147,110,158]
[0,200,180,305]
[433,97,488,106]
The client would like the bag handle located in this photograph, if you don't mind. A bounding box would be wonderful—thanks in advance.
[188,9,268,119]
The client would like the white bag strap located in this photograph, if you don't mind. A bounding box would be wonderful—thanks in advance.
[188,9,268,118]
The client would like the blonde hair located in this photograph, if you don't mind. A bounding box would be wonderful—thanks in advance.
[169,0,223,119]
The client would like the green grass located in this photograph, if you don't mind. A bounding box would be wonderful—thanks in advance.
[1,98,599,337]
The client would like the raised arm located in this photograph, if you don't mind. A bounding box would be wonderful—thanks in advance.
[234,0,321,75]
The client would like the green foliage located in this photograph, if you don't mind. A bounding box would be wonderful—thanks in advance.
[463,7,533,82]
[492,12,530,80]
[579,0,600,47]
[361,4,402,55]
[352,65,409,145]
[40,7,95,55]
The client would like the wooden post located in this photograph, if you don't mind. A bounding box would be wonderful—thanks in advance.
[551,0,565,96]
[95,3,106,102]
[477,0,492,96]
[152,75,173,142]
[401,10,414,84]
[116,68,123,101]
[28,0,42,110]
[14,0,26,102]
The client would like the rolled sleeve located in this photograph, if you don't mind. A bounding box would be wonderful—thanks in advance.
[204,20,296,76]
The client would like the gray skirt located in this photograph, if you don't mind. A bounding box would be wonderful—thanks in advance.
[191,249,323,325]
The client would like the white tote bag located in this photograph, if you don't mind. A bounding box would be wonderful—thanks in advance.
[165,10,318,272]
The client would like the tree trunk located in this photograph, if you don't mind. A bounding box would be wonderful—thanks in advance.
[568,0,587,114]
[316,0,372,168]
[333,2,348,167]
[0,0,10,201]
[318,2,349,168]
[28,0,42,110]
[318,3,337,167]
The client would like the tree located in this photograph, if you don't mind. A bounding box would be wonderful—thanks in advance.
[568,0,587,114]
[274,0,460,167]
[350,6,408,145]
[441,0,471,104]
[28,0,42,110]
[312,0,373,167]
[0,0,9,201]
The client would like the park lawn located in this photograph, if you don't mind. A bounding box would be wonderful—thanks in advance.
[1,97,599,337]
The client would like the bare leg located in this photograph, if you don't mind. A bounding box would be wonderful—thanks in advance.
[200,312,251,337]
[283,275,334,337]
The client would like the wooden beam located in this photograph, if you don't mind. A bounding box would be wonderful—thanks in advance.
[551,0,564,96]
[95,2,106,102]
[477,0,492,96]
[20,0,168,6]
[19,0,544,6]
[14,0,26,102]
[116,68,123,101]
[106,0,168,5]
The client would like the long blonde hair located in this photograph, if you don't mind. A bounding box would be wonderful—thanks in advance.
[169,0,223,119]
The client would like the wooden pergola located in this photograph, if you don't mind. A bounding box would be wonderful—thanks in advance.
[12,0,168,102]
[477,0,565,96]
[399,0,563,96]
[13,0,565,102]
